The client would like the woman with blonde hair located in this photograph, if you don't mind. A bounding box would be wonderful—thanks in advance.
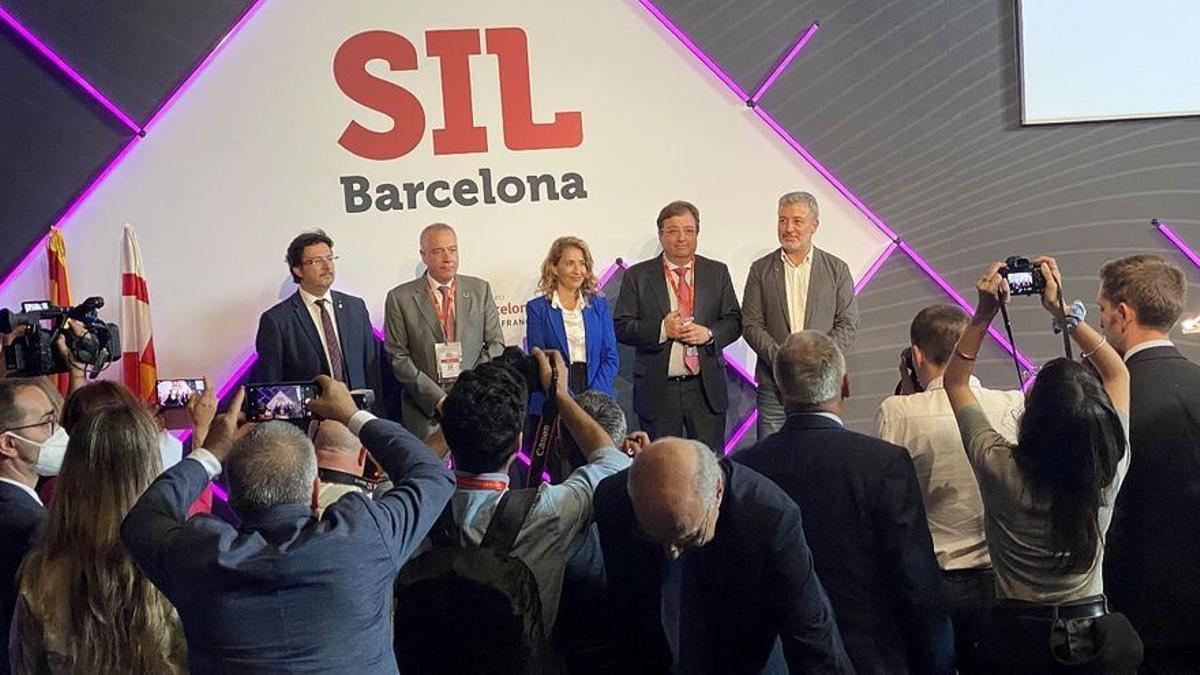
[11,385,186,673]
[525,236,619,416]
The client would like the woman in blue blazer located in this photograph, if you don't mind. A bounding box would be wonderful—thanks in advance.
[525,236,619,417]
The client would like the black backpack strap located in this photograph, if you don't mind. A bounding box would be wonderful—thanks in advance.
[480,487,539,554]
[426,502,458,547]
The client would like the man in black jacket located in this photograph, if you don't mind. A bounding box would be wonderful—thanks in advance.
[735,331,954,674]
[613,200,742,451]
[593,437,852,674]
[122,377,454,674]
[1098,254,1200,672]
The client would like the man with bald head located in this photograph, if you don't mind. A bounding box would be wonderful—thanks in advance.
[312,419,376,517]
[384,223,505,439]
[592,437,852,673]
[736,331,952,673]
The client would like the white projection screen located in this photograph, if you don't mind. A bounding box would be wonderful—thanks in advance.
[1018,0,1200,125]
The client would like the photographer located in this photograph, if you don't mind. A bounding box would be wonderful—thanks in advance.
[120,376,455,673]
[392,349,630,672]
[943,257,1141,672]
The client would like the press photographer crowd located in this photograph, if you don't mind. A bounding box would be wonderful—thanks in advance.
[2,194,1199,674]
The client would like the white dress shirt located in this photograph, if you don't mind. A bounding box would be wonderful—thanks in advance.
[298,287,341,371]
[876,375,1024,571]
[1122,338,1174,362]
[658,259,695,377]
[782,248,812,332]
[551,291,588,364]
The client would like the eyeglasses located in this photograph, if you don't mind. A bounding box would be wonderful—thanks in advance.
[4,411,58,435]
[301,255,339,267]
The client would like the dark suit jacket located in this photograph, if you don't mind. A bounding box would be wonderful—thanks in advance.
[735,414,954,674]
[613,254,742,420]
[0,482,44,675]
[254,290,380,393]
[121,418,455,674]
[1105,345,1200,649]
[525,293,619,413]
[593,460,852,674]
[741,247,859,389]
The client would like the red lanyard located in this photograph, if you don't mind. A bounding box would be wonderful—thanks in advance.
[429,278,457,330]
[662,260,694,306]
[456,474,509,491]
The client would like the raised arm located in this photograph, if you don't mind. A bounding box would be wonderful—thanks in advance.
[944,262,1008,415]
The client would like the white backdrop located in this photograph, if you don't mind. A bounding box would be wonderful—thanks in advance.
[0,0,891,387]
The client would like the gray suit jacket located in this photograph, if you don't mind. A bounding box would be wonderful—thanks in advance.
[741,247,859,388]
[383,274,505,437]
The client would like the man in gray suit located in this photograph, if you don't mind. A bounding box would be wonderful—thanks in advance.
[742,192,859,438]
[384,223,505,439]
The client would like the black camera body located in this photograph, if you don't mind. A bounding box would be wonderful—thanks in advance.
[0,297,122,377]
[1001,256,1046,296]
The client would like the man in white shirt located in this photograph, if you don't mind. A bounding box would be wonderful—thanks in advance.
[254,230,380,393]
[876,304,1022,674]
[742,191,859,438]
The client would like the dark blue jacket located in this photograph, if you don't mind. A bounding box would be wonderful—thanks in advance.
[121,418,454,674]
[735,414,954,674]
[593,459,852,674]
[0,482,44,675]
[254,290,380,393]
[524,293,618,413]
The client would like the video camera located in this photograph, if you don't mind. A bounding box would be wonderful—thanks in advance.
[0,297,121,378]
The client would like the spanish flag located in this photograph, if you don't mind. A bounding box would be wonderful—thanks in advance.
[46,228,72,396]
[120,224,157,404]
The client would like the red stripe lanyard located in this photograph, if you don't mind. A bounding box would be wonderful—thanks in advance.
[429,278,457,331]
[663,260,694,309]
[455,475,509,491]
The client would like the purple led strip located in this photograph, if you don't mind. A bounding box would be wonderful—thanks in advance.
[748,21,820,106]
[723,410,758,454]
[854,242,898,295]
[1155,220,1200,269]
[0,0,267,301]
[0,4,143,134]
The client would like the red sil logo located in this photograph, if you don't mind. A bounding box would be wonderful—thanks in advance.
[335,28,584,160]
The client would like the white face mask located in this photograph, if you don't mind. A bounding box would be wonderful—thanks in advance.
[5,426,69,477]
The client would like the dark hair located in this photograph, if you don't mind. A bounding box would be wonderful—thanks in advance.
[1099,254,1186,331]
[62,381,144,434]
[442,362,527,474]
[1016,358,1126,572]
[0,378,46,430]
[656,200,700,233]
[286,229,334,283]
[910,304,970,366]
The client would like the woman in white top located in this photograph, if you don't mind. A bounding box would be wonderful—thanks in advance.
[943,256,1142,673]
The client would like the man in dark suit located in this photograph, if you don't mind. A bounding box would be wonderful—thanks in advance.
[742,191,859,438]
[736,331,954,674]
[613,201,742,451]
[1097,254,1200,672]
[121,377,455,674]
[0,379,61,675]
[593,437,852,674]
[255,229,380,393]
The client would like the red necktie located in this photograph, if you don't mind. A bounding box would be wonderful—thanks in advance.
[315,299,346,382]
[673,268,700,374]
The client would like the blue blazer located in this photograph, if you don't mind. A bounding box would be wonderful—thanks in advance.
[524,293,619,414]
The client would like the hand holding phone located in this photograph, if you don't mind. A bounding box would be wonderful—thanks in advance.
[157,378,206,409]
[244,382,319,422]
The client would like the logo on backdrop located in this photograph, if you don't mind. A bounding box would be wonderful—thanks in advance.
[334,27,588,214]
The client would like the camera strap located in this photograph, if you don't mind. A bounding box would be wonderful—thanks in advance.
[524,368,560,488]
[998,303,1025,386]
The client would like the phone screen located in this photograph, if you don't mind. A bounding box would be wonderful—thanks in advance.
[156,378,205,409]
[244,382,319,422]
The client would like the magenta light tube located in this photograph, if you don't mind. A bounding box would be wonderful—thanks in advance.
[1155,221,1200,269]
[143,0,267,133]
[636,0,750,101]
[854,241,898,295]
[0,5,143,133]
[723,410,758,454]
[211,483,229,501]
[722,353,758,387]
[749,21,819,106]
[596,259,627,289]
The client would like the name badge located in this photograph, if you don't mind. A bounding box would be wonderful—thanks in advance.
[435,341,463,382]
